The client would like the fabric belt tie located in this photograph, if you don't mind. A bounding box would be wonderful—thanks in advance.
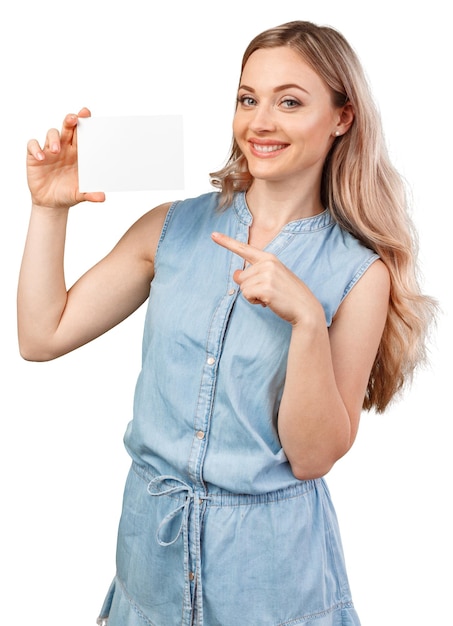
[147,474,211,623]
[147,475,210,545]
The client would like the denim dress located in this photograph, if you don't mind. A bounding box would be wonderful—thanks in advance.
[97,192,378,626]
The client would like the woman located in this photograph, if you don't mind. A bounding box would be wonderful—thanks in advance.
[18,20,435,626]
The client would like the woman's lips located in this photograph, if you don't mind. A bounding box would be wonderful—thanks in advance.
[248,140,289,156]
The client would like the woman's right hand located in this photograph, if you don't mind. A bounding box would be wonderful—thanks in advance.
[26,107,105,210]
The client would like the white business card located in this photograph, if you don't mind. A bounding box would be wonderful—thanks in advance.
[77,115,184,192]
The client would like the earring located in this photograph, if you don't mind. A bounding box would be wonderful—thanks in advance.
[334,130,341,137]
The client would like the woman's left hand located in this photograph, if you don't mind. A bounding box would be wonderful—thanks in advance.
[211,232,324,326]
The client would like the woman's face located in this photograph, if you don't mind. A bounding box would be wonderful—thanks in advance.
[233,46,344,190]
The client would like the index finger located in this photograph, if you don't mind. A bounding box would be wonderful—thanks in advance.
[211,231,266,264]
[60,108,91,145]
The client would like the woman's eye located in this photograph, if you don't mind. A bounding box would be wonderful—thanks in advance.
[281,98,301,109]
[238,96,256,107]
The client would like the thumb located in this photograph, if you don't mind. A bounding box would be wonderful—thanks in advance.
[233,269,244,285]
[82,191,106,203]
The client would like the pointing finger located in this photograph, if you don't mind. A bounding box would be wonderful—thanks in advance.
[211,232,266,265]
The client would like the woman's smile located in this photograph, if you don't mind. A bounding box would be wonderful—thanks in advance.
[249,139,289,156]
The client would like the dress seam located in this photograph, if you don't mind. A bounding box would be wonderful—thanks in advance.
[278,600,355,625]
[131,460,318,505]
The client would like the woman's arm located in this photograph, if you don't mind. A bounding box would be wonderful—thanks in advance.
[211,232,390,479]
[277,259,390,479]
[18,109,170,361]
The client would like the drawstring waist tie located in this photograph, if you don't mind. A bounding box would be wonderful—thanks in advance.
[147,474,211,623]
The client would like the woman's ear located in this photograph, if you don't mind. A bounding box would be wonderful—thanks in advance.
[335,102,354,136]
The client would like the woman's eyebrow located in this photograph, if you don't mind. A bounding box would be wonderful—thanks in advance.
[274,83,310,95]
[238,83,310,95]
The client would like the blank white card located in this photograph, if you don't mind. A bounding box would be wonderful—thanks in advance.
[77,115,184,192]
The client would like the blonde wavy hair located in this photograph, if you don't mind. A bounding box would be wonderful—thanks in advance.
[210,20,437,413]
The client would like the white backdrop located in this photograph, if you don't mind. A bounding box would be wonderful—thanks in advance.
[1,1,451,624]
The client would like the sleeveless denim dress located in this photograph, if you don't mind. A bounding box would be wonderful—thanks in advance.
[97,191,378,626]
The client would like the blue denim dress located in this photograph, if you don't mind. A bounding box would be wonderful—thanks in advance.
[97,192,378,626]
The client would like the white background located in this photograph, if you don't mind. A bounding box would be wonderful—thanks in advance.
[1,1,451,624]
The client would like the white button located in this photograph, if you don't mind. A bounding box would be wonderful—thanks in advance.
[196,430,205,440]
[207,356,215,365]
[228,288,236,296]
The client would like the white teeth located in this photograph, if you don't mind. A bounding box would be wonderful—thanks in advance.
[252,143,286,153]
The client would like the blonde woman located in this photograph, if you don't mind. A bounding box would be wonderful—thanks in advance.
[19,20,435,626]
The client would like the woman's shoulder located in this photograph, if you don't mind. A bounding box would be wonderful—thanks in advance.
[124,192,221,259]
[162,190,227,233]
[170,190,222,213]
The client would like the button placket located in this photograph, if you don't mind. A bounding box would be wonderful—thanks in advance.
[187,220,247,488]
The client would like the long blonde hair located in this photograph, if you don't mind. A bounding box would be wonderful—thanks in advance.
[210,20,436,412]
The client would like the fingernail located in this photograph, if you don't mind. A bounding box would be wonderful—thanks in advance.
[51,142,59,152]
[36,152,44,161]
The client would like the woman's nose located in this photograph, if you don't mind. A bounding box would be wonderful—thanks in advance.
[249,105,277,133]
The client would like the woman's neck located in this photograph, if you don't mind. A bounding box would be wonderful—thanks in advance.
[245,181,324,250]
[245,181,324,231]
